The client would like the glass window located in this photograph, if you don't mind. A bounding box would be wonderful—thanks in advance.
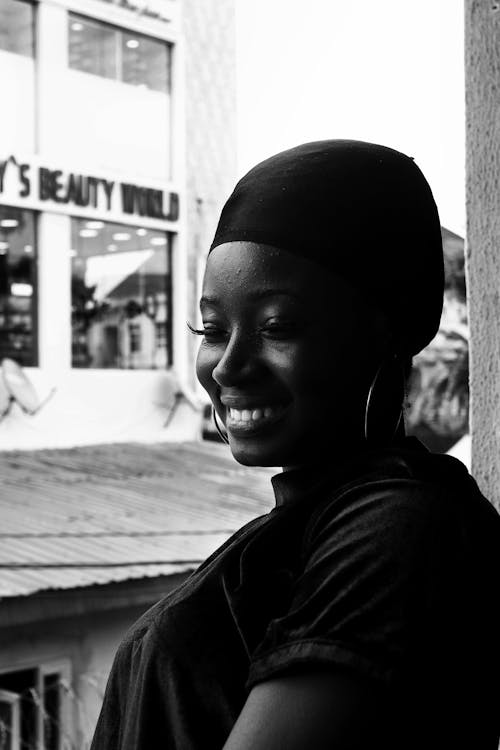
[0,206,37,367]
[0,667,65,750]
[122,32,170,92]
[68,15,117,80]
[68,13,171,93]
[0,0,35,57]
[71,219,172,369]
[0,669,37,750]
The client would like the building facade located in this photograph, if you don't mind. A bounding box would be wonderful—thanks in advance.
[0,0,236,449]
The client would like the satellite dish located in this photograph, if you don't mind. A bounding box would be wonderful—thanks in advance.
[2,358,40,414]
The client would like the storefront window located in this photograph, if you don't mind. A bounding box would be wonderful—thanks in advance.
[68,15,116,80]
[71,219,172,369]
[68,14,171,93]
[122,32,170,92]
[0,0,35,57]
[0,206,37,367]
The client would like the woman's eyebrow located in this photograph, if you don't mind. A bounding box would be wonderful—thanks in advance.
[200,289,303,308]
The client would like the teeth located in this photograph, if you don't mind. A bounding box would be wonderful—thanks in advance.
[227,405,284,423]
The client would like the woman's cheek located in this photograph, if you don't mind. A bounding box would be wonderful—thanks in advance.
[195,345,217,394]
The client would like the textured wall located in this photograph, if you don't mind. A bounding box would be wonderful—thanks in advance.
[465,1,500,508]
[182,0,237,386]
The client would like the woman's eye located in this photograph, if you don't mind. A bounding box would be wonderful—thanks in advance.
[260,321,299,338]
[187,322,226,339]
[203,326,225,339]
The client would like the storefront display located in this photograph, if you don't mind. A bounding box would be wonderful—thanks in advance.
[70,217,171,369]
[0,205,37,366]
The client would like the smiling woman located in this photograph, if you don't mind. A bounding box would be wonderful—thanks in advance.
[195,241,394,468]
[91,141,500,750]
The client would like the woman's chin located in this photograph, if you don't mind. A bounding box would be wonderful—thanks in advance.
[227,432,306,468]
[228,438,288,467]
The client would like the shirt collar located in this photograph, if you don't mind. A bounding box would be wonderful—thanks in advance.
[270,436,429,509]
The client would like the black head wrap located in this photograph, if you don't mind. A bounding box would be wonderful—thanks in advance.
[209,139,444,357]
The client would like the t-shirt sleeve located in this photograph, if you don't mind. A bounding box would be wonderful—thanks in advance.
[246,479,456,690]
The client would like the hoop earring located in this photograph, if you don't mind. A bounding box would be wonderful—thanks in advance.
[364,354,405,444]
[212,406,229,444]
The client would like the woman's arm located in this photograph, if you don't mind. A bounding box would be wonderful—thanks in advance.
[223,481,453,749]
[222,669,387,750]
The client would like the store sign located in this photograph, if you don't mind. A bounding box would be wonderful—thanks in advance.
[0,155,179,221]
[99,0,172,22]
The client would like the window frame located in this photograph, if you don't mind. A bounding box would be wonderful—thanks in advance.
[0,689,21,750]
[67,11,172,93]
[0,659,71,750]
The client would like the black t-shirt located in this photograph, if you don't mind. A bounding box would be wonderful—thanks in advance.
[91,437,500,749]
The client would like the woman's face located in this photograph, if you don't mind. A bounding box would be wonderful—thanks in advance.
[195,242,393,468]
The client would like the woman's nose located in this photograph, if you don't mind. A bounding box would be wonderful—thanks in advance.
[212,331,256,387]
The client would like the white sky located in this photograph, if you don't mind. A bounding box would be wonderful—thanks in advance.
[235,0,465,237]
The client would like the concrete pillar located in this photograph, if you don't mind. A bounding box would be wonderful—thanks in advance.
[465,1,500,508]
[37,213,71,373]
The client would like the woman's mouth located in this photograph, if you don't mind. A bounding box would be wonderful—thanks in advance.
[225,403,289,435]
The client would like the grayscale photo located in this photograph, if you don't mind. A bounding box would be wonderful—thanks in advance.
[0,1,498,748]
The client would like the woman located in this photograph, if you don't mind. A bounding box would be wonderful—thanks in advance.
[91,141,500,750]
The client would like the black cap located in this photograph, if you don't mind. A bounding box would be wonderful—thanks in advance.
[210,139,444,356]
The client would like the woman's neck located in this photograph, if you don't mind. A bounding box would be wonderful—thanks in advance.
[281,423,407,474]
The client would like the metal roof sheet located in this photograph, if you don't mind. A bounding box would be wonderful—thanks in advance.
[0,441,276,598]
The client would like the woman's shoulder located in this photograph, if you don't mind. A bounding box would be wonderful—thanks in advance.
[304,437,499,551]
[111,512,280,661]
[111,605,161,668]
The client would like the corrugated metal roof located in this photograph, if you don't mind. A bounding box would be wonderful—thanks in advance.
[0,441,276,598]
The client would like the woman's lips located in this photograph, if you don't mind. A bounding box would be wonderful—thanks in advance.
[225,402,289,435]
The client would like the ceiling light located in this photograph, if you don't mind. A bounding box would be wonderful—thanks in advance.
[11,283,32,297]
[24,245,33,254]
[79,229,98,238]
[0,219,18,228]
[136,228,147,236]
[150,236,167,246]
[71,22,83,31]
[86,220,104,230]
[107,244,117,252]
[126,39,140,49]
[112,232,131,241]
